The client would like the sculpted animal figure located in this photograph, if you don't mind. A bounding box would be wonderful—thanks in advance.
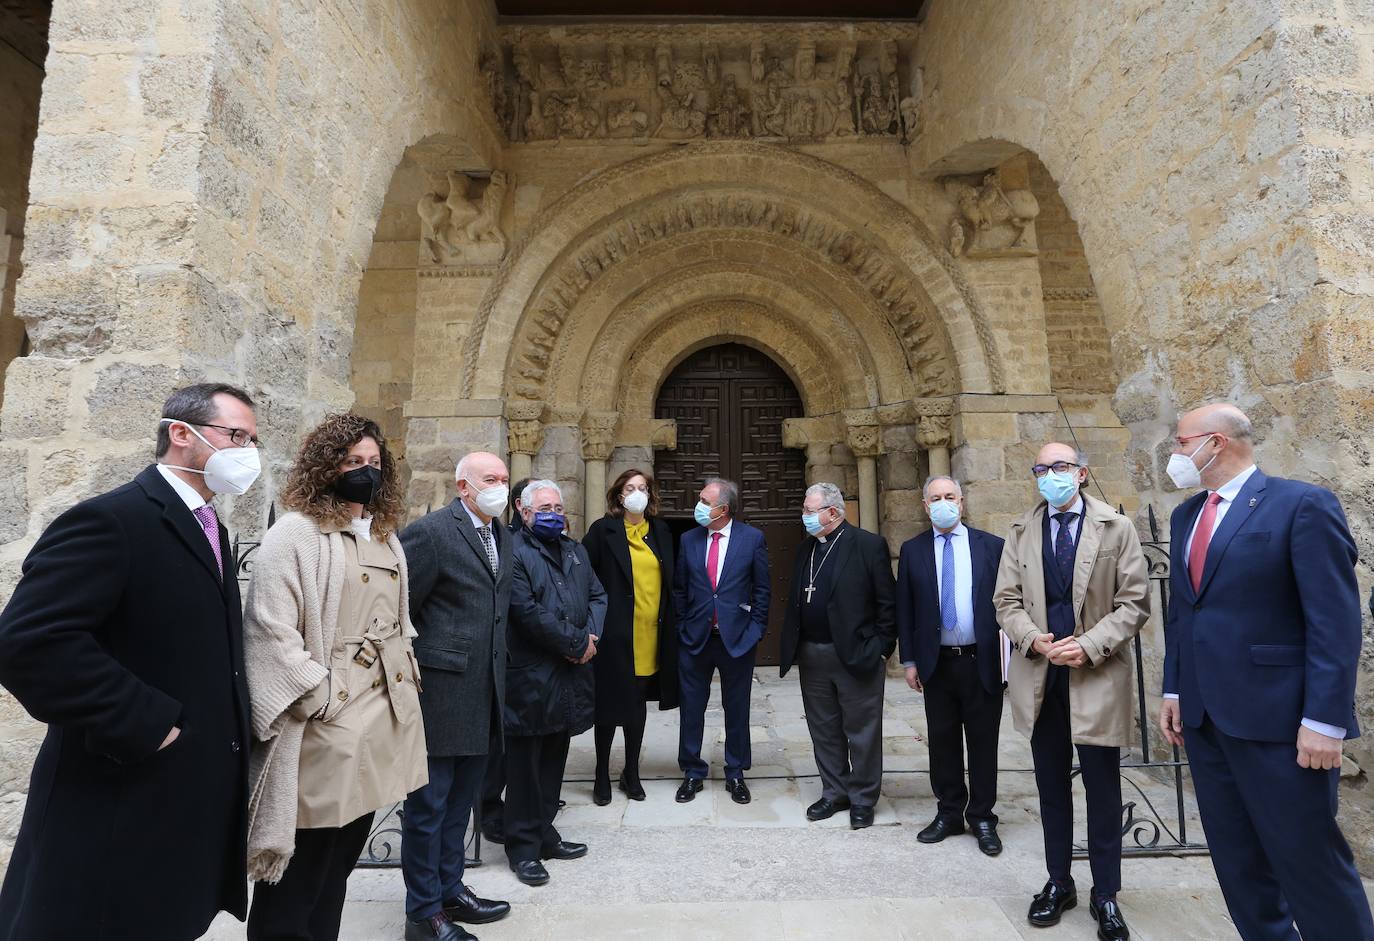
[944,170,1040,251]
[416,170,508,262]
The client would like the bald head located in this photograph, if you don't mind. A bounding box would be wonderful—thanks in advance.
[1173,403,1255,490]
[455,450,510,521]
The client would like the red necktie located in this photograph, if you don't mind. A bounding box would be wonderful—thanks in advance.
[1188,492,1223,594]
[707,531,722,589]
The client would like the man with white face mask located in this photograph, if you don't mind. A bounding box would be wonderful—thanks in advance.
[1160,404,1373,941]
[399,451,514,941]
[0,383,258,940]
[993,442,1149,940]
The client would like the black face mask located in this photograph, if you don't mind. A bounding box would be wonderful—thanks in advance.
[334,465,382,506]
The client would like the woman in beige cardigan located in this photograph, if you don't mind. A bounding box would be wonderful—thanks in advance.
[243,414,427,941]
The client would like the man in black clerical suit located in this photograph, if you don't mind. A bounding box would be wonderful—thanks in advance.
[779,482,896,830]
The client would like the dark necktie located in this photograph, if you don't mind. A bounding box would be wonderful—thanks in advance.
[477,525,498,575]
[1052,512,1078,585]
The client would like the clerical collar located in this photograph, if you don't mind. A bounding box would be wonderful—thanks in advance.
[818,521,848,543]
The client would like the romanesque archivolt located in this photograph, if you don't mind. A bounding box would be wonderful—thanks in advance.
[478,24,923,145]
[417,170,509,265]
[941,169,1040,258]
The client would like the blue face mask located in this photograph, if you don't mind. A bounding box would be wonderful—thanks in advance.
[1037,471,1080,508]
[530,511,566,541]
[801,512,824,536]
[694,501,718,527]
[928,499,961,530]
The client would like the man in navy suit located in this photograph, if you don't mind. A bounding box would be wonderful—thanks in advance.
[673,478,771,804]
[1160,403,1373,941]
[896,475,1006,856]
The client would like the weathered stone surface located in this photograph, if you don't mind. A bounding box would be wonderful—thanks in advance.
[0,358,73,439]
[85,362,182,441]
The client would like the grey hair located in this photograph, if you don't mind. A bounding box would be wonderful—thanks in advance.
[521,478,563,507]
[805,482,845,513]
[922,475,963,499]
[454,453,472,482]
[704,477,740,518]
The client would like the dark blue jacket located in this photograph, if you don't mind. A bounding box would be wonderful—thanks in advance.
[896,525,1004,695]
[673,521,771,658]
[1163,470,1362,742]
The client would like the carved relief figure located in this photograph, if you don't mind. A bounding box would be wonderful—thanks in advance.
[707,73,750,138]
[544,89,600,138]
[832,77,856,136]
[416,170,509,265]
[607,98,649,137]
[785,92,816,139]
[653,79,706,138]
[943,169,1041,256]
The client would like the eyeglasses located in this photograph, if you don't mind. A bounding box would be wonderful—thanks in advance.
[1031,461,1081,478]
[197,423,260,448]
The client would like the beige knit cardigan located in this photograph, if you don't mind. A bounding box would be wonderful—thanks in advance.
[241,511,416,883]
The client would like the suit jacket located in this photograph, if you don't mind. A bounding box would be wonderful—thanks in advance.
[0,466,250,940]
[400,498,512,757]
[673,521,771,658]
[1163,470,1362,742]
[895,525,1005,695]
[779,524,896,677]
[994,493,1151,747]
[582,514,680,720]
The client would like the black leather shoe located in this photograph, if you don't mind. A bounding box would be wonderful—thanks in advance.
[442,884,510,925]
[618,770,646,801]
[916,815,965,844]
[970,819,1002,856]
[675,776,704,802]
[849,804,875,829]
[805,796,850,821]
[1089,897,1130,940]
[1028,880,1078,927]
[725,777,751,804]
[541,840,588,860]
[510,858,550,886]
[404,913,475,941]
[592,774,612,806]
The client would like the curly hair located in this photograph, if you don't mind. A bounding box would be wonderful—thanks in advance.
[280,413,404,539]
[605,467,661,518]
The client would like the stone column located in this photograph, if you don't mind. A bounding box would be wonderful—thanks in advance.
[505,401,546,484]
[917,415,953,478]
[845,418,882,533]
[580,412,618,534]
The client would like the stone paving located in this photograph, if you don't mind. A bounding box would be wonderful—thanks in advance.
[202,673,1356,940]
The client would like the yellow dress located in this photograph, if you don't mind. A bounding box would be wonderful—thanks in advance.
[625,519,661,677]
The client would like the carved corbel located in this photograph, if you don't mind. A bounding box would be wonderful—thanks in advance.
[580,411,619,462]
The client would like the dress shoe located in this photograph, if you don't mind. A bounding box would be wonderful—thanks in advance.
[970,819,1002,856]
[916,815,965,844]
[443,884,510,925]
[1027,880,1078,927]
[510,858,550,886]
[725,777,751,804]
[541,840,588,861]
[675,776,704,802]
[592,774,612,806]
[618,770,646,801]
[849,804,875,829]
[805,796,850,821]
[1089,897,1131,940]
[404,913,476,941]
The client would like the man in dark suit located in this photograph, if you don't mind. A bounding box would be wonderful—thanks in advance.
[1160,404,1373,941]
[779,483,895,829]
[672,477,770,804]
[400,452,514,941]
[0,383,257,941]
[896,475,1006,856]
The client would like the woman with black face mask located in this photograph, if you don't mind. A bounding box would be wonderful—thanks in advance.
[241,413,428,941]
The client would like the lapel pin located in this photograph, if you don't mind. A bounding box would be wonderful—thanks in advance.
[1248,498,1257,507]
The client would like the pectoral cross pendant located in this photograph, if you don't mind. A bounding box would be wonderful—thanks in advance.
[804,583,816,604]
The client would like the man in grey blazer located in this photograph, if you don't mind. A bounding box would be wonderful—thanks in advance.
[400,452,514,941]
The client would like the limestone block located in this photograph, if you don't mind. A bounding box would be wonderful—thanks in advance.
[15,264,117,356]
[880,519,924,553]
[47,0,160,43]
[139,55,212,123]
[951,445,1005,483]
[882,490,927,523]
[28,132,135,197]
[880,451,922,491]
[0,447,28,543]
[0,357,74,439]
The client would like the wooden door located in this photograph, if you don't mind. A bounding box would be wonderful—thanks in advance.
[654,343,806,665]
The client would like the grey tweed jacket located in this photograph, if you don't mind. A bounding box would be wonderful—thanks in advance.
[400,498,512,757]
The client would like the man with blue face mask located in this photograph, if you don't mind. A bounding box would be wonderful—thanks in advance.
[993,442,1149,941]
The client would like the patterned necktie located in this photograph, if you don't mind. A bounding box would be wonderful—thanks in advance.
[707,531,722,589]
[191,504,223,581]
[1052,512,1078,585]
[477,525,498,576]
[939,533,957,633]
[1189,492,1224,594]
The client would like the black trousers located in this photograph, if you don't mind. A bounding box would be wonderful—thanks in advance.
[798,641,885,806]
[1030,670,1122,899]
[922,649,1003,825]
[247,811,375,941]
[504,731,572,864]
[480,734,506,833]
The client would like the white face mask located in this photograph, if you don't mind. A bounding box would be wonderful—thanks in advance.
[1166,436,1218,490]
[622,490,649,515]
[465,480,509,518]
[160,420,262,496]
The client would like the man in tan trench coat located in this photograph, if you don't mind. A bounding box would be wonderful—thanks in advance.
[994,442,1149,941]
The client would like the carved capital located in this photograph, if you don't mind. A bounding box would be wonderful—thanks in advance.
[915,415,952,450]
[507,420,545,456]
[580,412,619,462]
[844,411,882,458]
[505,400,547,423]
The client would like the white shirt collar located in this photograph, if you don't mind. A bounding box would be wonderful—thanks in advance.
[711,520,733,539]
[156,463,207,512]
[1051,496,1085,518]
[1213,464,1259,503]
[934,523,968,540]
[461,500,492,530]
